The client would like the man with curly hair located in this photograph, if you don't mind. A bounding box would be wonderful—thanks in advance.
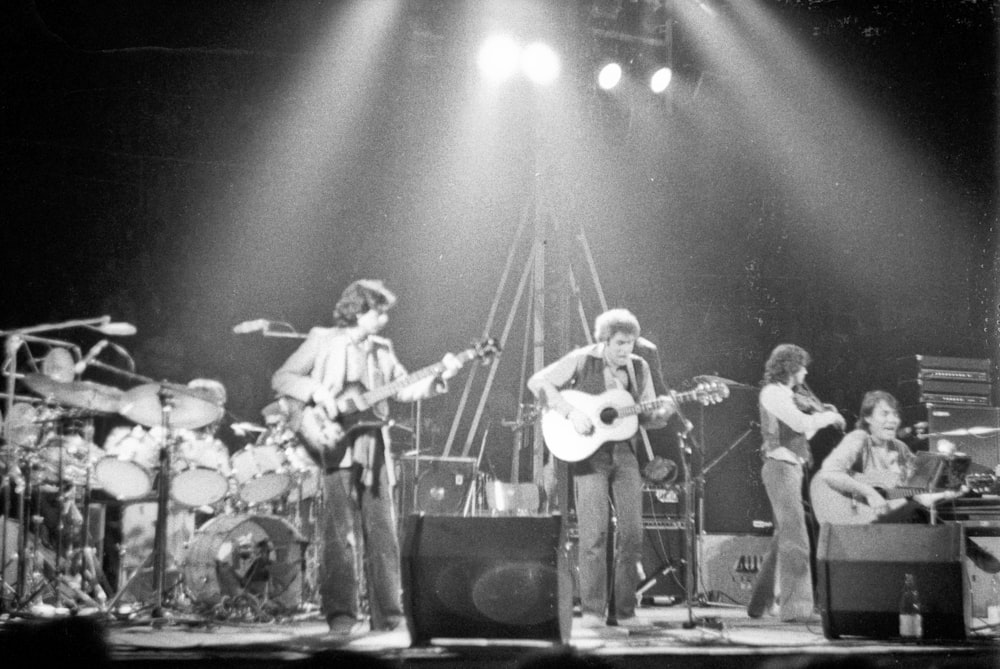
[528,308,674,630]
[272,279,463,636]
[747,344,844,623]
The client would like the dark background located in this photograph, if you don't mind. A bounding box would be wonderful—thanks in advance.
[2,1,997,485]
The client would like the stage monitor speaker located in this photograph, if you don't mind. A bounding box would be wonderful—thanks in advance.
[397,455,477,517]
[401,515,571,645]
[904,404,1000,470]
[696,392,774,535]
[817,523,969,640]
[699,533,773,606]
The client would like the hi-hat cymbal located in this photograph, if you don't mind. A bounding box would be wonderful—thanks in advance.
[22,373,124,413]
[119,382,224,430]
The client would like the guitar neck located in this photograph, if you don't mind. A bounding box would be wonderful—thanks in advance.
[617,389,700,418]
[360,348,477,406]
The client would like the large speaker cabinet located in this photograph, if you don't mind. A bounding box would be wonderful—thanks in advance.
[397,455,477,517]
[401,515,571,645]
[696,390,774,535]
[817,524,969,640]
[699,533,773,606]
[904,404,1000,470]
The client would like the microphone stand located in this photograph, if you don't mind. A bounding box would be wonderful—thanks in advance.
[673,405,723,631]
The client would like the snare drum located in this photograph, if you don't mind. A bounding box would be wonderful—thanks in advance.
[230,445,291,505]
[172,432,231,508]
[96,427,159,499]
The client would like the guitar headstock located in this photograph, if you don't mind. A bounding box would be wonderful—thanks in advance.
[471,337,501,363]
[692,380,730,405]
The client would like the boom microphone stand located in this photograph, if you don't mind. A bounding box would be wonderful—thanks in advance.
[673,405,724,630]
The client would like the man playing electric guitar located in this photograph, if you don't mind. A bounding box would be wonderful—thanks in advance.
[271,279,464,636]
[812,390,1000,573]
[527,308,675,630]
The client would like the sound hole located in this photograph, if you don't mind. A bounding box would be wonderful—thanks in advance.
[598,407,618,425]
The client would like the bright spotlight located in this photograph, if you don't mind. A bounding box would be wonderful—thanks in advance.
[650,67,672,93]
[521,42,560,85]
[597,63,622,90]
[478,35,520,83]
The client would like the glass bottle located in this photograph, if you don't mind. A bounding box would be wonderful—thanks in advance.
[988,574,1000,626]
[898,573,923,639]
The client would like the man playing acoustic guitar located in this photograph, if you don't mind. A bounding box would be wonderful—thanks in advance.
[812,390,1000,573]
[271,279,464,636]
[527,308,675,630]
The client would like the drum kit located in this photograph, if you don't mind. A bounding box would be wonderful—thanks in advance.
[2,359,318,622]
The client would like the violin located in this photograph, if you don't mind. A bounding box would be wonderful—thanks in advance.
[793,383,846,432]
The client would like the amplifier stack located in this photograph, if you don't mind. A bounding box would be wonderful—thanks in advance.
[896,355,993,407]
[897,355,999,470]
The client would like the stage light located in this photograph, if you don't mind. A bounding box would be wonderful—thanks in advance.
[521,42,560,85]
[650,67,672,93]
[478,34,520,83]
[597,62,622,90]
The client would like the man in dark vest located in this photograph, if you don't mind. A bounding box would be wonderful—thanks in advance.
[528,308,674,629]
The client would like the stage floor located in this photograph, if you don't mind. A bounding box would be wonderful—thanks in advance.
[4,604,998,669]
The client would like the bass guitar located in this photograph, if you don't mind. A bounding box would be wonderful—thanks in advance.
[541,381,729,463]
[285,338,500,468]
[809,471,966,525]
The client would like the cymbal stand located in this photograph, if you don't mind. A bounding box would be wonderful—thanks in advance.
[150,384,178,618]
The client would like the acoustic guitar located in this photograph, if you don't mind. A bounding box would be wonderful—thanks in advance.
[284,338,500,468]
[540,381,729,462]
[809,470,968,525]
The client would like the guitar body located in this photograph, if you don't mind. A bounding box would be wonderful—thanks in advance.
[809,473,881,525]
[281,339,501,469]
[283,383,388,469]
[809,471,961,525]
[541,388,640,462]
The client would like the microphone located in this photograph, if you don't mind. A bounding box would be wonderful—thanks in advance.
[95,316,136,336]
[74,340,110,375]
[636,336,657,350]
[96,321,137,336]
[233,319,269,334]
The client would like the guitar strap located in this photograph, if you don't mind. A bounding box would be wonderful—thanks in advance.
[625,357,656,463]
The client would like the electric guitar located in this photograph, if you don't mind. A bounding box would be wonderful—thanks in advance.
[809,471,968,525]
[284,338,500,468]
[540,382,730,462]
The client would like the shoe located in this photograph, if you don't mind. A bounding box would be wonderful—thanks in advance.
[749,603,781,619]
[373,616,407,633]
[576,613,607,629]
[615,616,651,629]
[327,615,365,636]
[780,611,821,624]
[967,540,1000,573]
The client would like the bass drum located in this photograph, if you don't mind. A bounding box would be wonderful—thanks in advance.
[182,514,306,610]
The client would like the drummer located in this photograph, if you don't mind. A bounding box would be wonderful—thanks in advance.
[112,378,232,581]
[174,378,232,481]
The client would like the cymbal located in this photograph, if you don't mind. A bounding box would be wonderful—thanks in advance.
[22,373,124,413]
[119,382,224,430]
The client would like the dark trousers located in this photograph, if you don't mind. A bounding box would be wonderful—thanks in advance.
[318,462,403,630]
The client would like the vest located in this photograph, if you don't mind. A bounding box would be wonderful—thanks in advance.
[759,391,812,466]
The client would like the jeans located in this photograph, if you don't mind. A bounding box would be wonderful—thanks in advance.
[318,463,403,630]
[574,442,644,621]
[748,458,814,620]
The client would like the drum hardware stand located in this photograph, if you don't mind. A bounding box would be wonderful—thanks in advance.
[1,316,136,611]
